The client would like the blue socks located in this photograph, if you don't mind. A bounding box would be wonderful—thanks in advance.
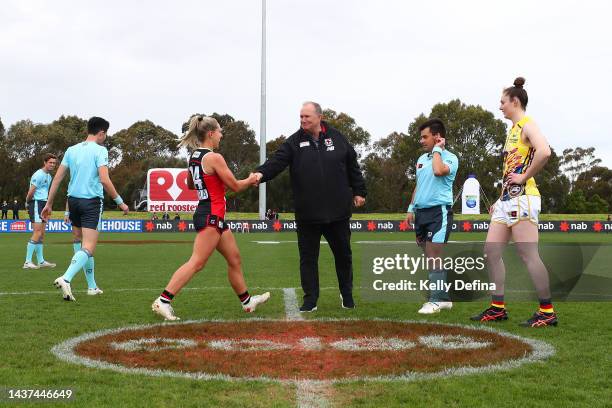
[25,240,37,263]
[429,269,451,302]
[34,240,45,263]
[62,249,90,283]
[72,240,97,289]
[84,257,97,289]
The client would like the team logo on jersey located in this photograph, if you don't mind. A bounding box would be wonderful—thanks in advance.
[324,138,333,147]
[417,164,423,169]
[192,151,202,158]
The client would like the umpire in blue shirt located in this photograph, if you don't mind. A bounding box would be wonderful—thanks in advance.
[253,102,366,312]
[406,119,459,315]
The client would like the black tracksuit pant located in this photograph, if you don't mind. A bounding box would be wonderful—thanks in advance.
[296,218,353,305]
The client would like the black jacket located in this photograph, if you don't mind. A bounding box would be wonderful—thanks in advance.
[256,122,366,223]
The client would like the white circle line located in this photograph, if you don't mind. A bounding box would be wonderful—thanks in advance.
[50,318,555,385]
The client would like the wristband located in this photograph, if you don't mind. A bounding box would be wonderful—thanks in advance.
[407,204,415,213]
[432,146,443,154]
[64,211,70,217]
[113,195,124,206]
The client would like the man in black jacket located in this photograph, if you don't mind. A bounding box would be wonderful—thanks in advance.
[253,101,366,312]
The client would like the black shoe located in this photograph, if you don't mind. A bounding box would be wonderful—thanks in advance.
[519,311,558,327]
[299,303,318,313]
[340,293,355,309]
[470,306,508,322]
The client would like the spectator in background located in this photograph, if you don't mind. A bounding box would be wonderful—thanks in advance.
[162,212,170,220]
[151,213,159,220]
[12,199,20,219]
[174,213,181,221]
[1,200,8,219]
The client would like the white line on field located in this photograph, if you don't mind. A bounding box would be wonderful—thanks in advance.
[282,288,303,321]
[296,380,330,408]
[0,287,334,297]
[282,287,329,407]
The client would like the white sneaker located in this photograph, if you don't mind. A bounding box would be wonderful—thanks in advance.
[23,261,40,269]
[53,277,76,301]
[87,287,104,296]
[38,261,57,268]
[437,301,453,310]
[242,292,271,313]
[152,298,180,321]
[418,302,441,314]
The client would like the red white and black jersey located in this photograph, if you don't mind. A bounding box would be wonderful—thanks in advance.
[188,148,226,219]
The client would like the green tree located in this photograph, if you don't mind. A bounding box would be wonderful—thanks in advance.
[264,136,293,213]
[362,132,417,212]
[561,147,602,188]
[564,190,588,213]
[109,120,181,209]
[585,194,609,214]
[536,148,570,213]
[322,109,371,155]
[574,166,612,210]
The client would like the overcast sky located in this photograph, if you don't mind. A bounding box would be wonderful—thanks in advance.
[1,0,611,167]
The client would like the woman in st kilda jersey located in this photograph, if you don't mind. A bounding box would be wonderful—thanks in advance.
[152,115,269,320]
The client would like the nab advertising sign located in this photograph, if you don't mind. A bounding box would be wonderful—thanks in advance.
[147,168,199,213]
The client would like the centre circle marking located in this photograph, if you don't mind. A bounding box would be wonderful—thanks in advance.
[51,319,555,384]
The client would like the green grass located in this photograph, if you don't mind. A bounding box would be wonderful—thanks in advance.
[97,211,610,221]
[0,232,610,407]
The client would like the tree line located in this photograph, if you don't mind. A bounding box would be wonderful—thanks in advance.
[0,100,609,214]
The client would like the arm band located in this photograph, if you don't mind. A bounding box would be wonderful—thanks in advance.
[407,204,415,213]
[113,195,124,206]
[64,211,70,216]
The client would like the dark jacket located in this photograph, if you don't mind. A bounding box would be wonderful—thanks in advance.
[256,122,366,223]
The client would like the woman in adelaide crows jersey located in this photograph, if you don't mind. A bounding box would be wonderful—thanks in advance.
[152,115,269,321]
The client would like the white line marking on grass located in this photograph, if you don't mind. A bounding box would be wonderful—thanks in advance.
[282,287,327,407]
[283,288,304,321]
[296,381,330,408]
[50,318,555,386]
[355,240,486,244]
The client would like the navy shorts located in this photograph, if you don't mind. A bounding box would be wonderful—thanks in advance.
[28,200,46,223]
[68,197,103,229]
[414,205,453,244]
[193,206,228,234]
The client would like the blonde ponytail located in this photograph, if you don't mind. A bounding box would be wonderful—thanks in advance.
[179,115,220,149]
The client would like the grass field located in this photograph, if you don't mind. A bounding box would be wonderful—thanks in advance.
[1,231,610,407]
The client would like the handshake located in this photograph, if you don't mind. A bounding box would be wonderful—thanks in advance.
[246,172,263,187]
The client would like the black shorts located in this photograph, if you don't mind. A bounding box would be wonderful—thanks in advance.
[68,197,104,229]
[193,206,228,234]
[28,200,46,223]
[414,205,453,244]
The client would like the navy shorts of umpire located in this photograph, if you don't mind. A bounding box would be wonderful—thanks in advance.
[414,204,453,244]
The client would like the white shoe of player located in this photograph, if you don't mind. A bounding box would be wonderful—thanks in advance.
[53,277,76,301]
[242,292,271,313]
[23,261,40,269]
[152,298,180,321]
[437,301,453,310]
[87,287,104,296]
[38,261,57,268]
[418,302,441,314]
